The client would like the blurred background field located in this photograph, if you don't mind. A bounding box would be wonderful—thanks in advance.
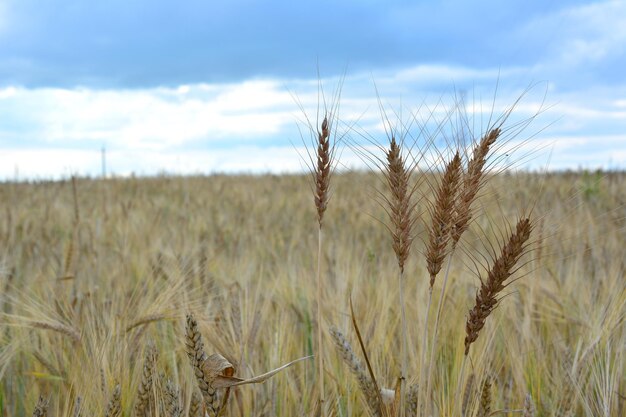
[1,170,624,416]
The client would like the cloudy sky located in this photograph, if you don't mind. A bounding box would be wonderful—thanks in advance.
[0,0,625,179]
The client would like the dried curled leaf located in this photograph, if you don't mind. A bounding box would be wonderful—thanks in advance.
[201,353,312,389]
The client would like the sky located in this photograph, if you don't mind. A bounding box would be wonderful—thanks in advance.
[0,0,625,179]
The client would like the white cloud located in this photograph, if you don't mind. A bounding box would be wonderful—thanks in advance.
[0,82,298,151]
[1,63,625,180]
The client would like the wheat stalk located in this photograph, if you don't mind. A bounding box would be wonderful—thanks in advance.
[461,373,475,417]
[73,396,82,417]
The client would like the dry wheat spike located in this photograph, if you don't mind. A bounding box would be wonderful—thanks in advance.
[476,377,492,417]
[185,314,221,416]
[465,217,532,355]
[164,379,182,417]
[452,128,501,246]
[314,116,331,226]
[134,342,158,417]
[426,151,462,287]
[189,391,204,417]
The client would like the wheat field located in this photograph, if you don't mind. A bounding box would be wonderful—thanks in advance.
[0,158,625,415]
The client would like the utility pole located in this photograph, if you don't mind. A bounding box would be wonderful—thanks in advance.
[101,145,106,178]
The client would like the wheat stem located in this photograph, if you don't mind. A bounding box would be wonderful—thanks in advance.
[454,355,469,417]
[418,287,433,416]
[317,225,325,414]
[399,268,407,417]
[425,252,454,416]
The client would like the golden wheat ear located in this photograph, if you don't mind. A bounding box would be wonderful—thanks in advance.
[184,314,221,416]
[189,390,204,417]
[164,379,183,417]
[134,342,158,417]
[464,216,533,355]
[476,376,492,417]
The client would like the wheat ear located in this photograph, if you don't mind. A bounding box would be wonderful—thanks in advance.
[464,217,533,355]
[185,314,221,417]
[104,385,122,417]
[476,377,492,417]
[164,379,182,417]
[451,128,500,247]
[134,342,158,417]
[329,326,382,416]
[426,151,463,286]
[430,132,500,417]
[189,391,204,417]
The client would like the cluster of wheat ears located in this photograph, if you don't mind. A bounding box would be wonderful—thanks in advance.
[310,103,536,417]
[1,89,625,417]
